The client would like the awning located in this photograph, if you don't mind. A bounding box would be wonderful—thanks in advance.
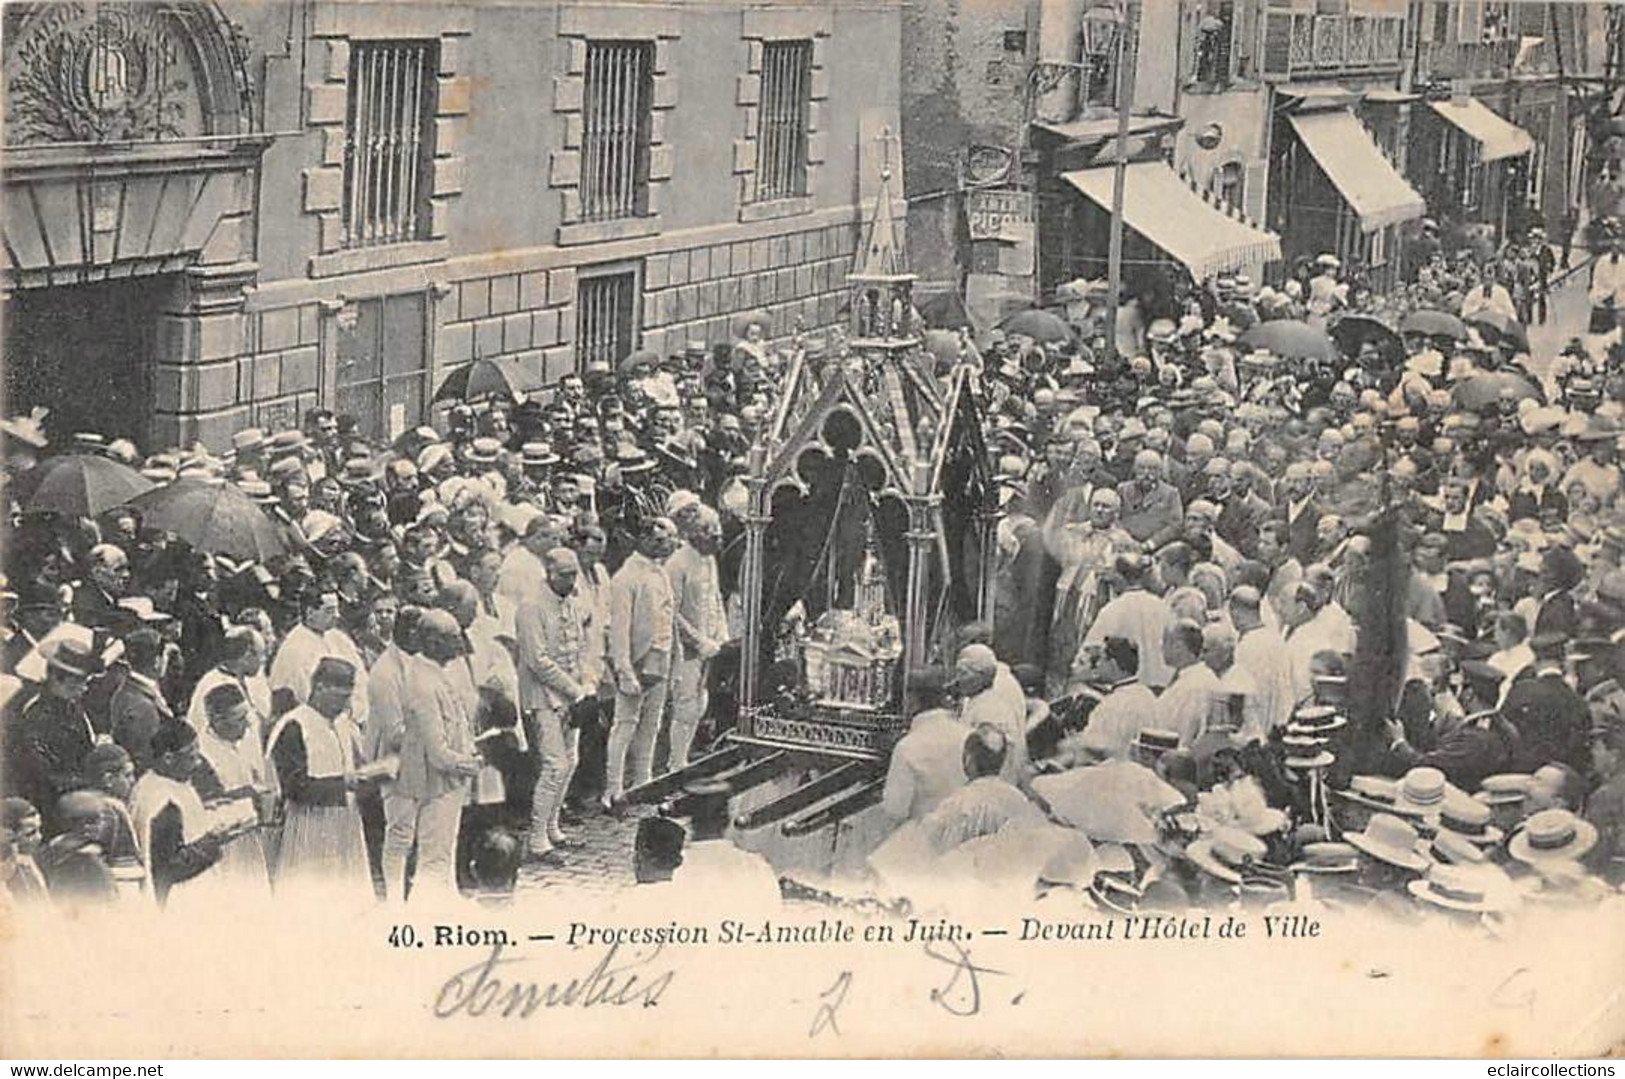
[1289,109,1426,232]
[1428,97,1536,162]
[1059,162,1281,280]
[1031,113,1182,145]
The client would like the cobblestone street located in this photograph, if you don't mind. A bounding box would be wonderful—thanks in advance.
[515,807,643,893]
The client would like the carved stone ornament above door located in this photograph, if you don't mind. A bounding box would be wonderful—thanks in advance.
[4,0,254,148]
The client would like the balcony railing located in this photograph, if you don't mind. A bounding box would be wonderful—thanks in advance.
[1261,11,1406,81]
[1418,39,1521,82]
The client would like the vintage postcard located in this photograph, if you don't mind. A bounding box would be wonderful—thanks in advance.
[2,0,1624,1060]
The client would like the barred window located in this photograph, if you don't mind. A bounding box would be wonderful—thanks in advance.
[581,41,653,222]
[755,41,812,201]
[343,40,437,249]
[576,266,641,372]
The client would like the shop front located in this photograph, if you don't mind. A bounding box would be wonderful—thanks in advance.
[1047,158,1281,299]
[1411,94,1537,242]
[1270,100,1426,284]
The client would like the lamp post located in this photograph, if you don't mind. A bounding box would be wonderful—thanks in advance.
[1102,0,1139,370]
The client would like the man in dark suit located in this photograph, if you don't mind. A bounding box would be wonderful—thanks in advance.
[1,584,65,677]
[1532,546,1586,640]
[71,544,130,634]
[1276,462,1322,567]
[1207,460,1270,557]
[1501,634,1591,775]
[6,639,102,836]
[109,630,174,774]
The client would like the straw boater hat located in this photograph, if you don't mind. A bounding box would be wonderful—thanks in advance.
[1507,809,1598,866]
[1474,772,1535,807]
[1290,704,1346,735]
[1289,841,1360,875]
[520,441,559,469]
[43,638,98,679]
[231,428,266,457]
[1187,826,1269,885]
[238,479,278,506]
[1407,863,1516,914]
[1392,767,1466,820]
[610,440,655,475]
[1416,827,1486,867]
[1132,728,1181,759]
[1435,791,1504,847]
[267,430,309,458]
[1335,774,1401,813]
[1284,748,1336,772]
[337,457,383,487]
[464,437,502,466]
[1344,814,1430,872]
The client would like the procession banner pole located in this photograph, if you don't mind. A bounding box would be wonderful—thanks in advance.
[1104,0,1139,370]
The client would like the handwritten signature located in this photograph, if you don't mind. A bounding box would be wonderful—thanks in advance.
[433,942,677,1018]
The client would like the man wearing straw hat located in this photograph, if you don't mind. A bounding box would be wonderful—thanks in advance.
[11,638,104,835]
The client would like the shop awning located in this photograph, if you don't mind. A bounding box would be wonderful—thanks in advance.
[1059,162,1281,280]
[1428,97,1536,162]
[1288,109,1426,232]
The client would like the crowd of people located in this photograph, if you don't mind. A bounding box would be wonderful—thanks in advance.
[2,217,1625,927]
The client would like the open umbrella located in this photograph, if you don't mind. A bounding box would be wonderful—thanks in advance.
[999,308,1073,344]
[1237,319,1335,361]
[432,356,541,404]
[1329,313,1404,368]
[1400,308,1468,341]
[1031,764,1186,844]
[1451,371,1542,411]
[128,478,287,562]
[15,453,154,519]
[1464,310,1531,353]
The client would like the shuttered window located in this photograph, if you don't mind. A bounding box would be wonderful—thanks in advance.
[576,266,640,372]
[343,41,437,249]
[581,41,653,222]
[756,41,812,201]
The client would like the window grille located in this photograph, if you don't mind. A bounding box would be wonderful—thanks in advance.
[343,40,437,248]
[576,268,640,371]
[581,41,654,221]
[756,41,812,201]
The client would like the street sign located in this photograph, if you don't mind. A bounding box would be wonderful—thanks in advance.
[967,189,1032,242]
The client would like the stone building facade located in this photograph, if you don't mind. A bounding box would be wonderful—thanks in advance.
[1,0,902,451]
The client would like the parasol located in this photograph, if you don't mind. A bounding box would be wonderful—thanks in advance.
[1237,319,1336,361]
[1400,308,1468,341]
[1464,310,1531,353]
[1451,371,1542,411]
[128,478,287,562]
[1031,762,1186,844]
[15,453,155,519]
[1329,313,1404,368]
[998,308,1073,344]
[432,356,541,404]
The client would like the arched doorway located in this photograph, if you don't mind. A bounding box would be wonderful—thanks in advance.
[2,1,263,450]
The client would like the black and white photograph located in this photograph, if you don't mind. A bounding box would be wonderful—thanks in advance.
[1,0,1623,1061]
